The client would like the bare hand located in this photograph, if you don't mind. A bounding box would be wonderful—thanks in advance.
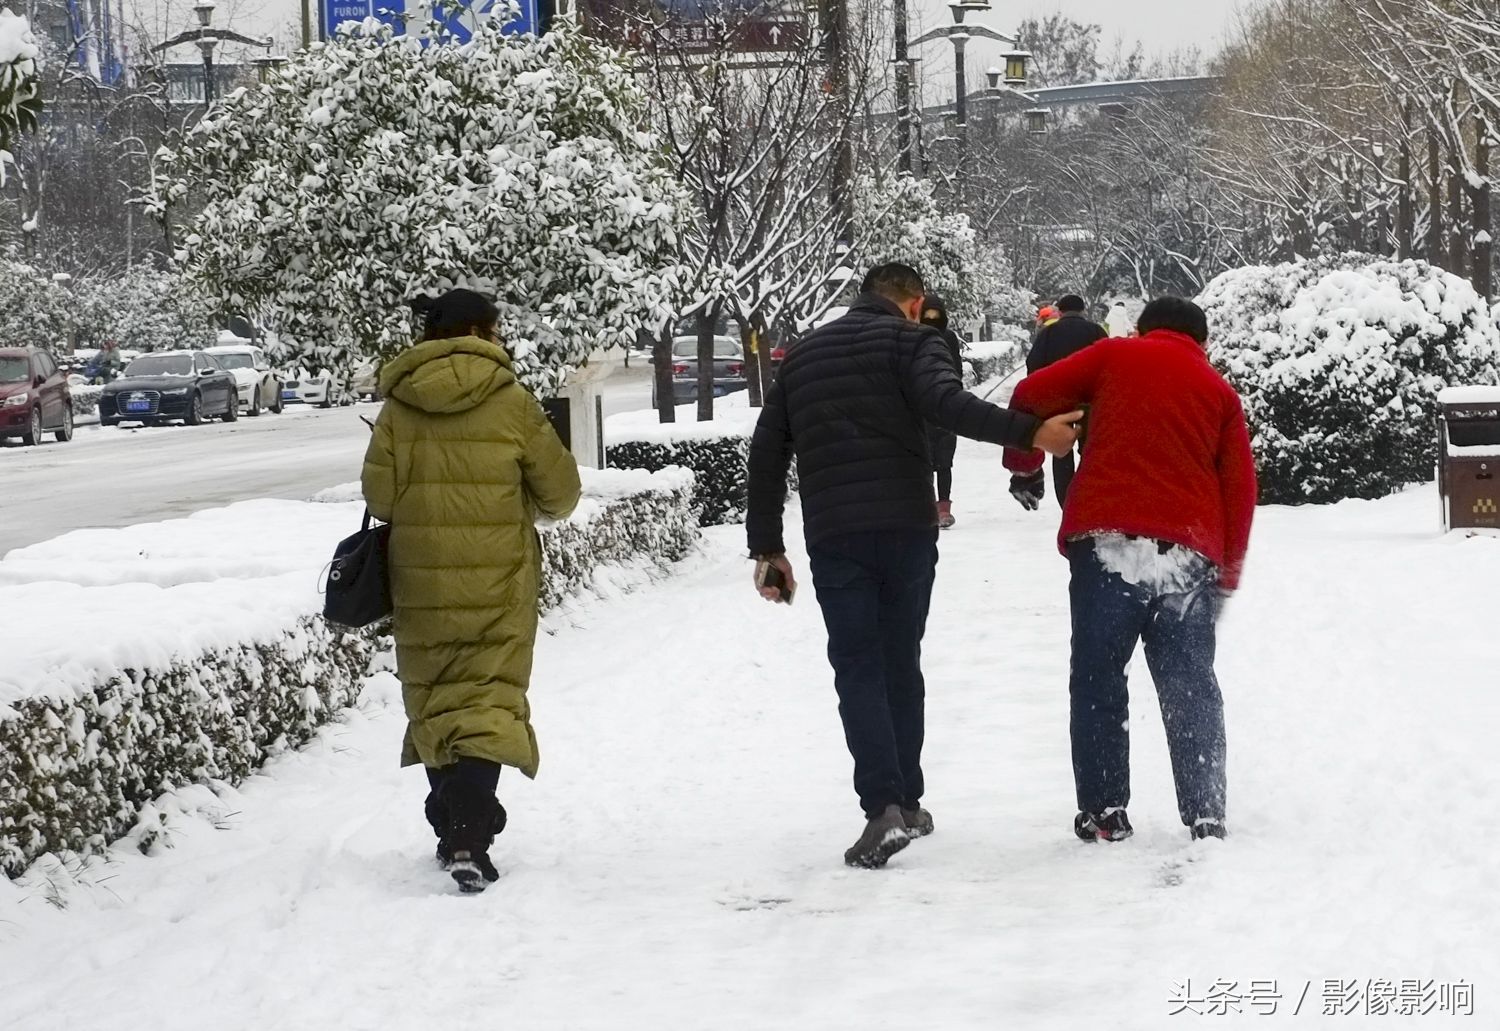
[1032,410,1085,457]
[754,554,797,603]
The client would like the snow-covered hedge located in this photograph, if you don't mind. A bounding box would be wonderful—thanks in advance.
[69,384,102,422]
[0,468,699,877]
[0,577,376,877]
[610,435,752,526]
[963,335,1026,386]
[1201,255,1500,504]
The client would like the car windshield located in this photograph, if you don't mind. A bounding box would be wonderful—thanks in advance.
[0,356,28,383]
[125,355,194,377]
[214,353,255,370]
[672,337,741,359]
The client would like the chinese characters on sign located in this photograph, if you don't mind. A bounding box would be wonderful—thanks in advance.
[1168,979,1475,1017]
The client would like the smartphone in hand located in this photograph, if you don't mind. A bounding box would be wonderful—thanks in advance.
[755,559,796,605]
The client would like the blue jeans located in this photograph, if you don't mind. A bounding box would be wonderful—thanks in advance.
[1067,537,1227,826]
[808,530,939,817]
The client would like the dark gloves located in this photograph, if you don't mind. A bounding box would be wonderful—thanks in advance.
[1010,471,1045,511]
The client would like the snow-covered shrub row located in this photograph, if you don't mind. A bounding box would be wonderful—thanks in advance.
[963,336,1026,386]
[609,435,750,526]
[1201,255,1500,504]
[537,467,698,610]
[0,578,376,877]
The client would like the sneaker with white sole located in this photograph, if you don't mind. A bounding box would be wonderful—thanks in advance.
[1074,808,1134,842]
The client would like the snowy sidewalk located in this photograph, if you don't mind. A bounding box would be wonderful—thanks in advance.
[2,440,1496,1029]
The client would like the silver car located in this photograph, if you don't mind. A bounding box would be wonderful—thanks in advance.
[656,335,748,404]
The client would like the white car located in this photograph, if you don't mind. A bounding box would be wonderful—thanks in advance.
[204,344,284,416]
[281,368,350,408]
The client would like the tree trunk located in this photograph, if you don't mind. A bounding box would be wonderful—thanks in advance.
[1427,131,1445,267]
[1449,162,1468,278]
[697,303,720,423]
[739,314,763,408]
[1473,116,1493,300]
[1397,105,1415,260]
[653,327,675,424]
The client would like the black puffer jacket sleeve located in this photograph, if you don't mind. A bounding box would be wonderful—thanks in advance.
[901,330,1040,449]
[746,375,794,556]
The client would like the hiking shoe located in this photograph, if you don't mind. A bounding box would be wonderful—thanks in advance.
[445,782,507,892]
[1074,808,1134,842]
[1190,818,1227,841]
[844,805,912,869]
[901,806,934,838]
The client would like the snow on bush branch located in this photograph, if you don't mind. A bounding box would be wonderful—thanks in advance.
[0,8,41,186]
[0,260,212,352]
[150,15,690,396]
[1201,254,1500,505]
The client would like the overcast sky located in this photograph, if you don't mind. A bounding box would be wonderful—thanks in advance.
[1014,0,1251,53]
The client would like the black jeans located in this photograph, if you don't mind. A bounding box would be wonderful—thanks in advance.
[1067,537,1227,826]
[808,529,939,817]
[1053,451,1077,508]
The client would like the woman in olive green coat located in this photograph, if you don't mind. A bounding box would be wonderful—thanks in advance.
[362,289,581,892]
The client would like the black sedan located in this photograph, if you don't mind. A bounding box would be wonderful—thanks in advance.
[99,351,240,427]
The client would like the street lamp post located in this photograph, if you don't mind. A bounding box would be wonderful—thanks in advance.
[910,1,1024,200]
[152,1,274,109]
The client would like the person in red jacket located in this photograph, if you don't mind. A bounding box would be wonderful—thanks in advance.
[1004,296,1258,844]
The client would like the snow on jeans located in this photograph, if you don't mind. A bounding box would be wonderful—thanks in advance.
[1067,535,1227,826]
[808,529,938,818]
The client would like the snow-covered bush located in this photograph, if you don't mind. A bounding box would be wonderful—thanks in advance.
[69,383,102,421]
[0,9,41,186]
[73,266,216,352]
[0,258,70,350]
[151,16,688,396]
[610,436,751,526]
[538,467,698,609]
[1201,255,1500,504]
[963,335,1026,386]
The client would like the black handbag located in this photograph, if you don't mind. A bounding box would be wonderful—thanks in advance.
[323,509,393,628]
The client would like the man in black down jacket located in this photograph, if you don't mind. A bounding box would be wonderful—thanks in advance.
[746,262,1081,869]
[1017,293,1107,509]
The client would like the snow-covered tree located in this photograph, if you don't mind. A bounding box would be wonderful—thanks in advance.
[0,257,68,348]
[1201,254,1500,504]
[73,266,216,352]
[0,8,41,186]
[150,15,688,396]
[852,173,1014,326]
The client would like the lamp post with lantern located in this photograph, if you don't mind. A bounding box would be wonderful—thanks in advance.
[907,1,1028,200]
[152,1,275,108]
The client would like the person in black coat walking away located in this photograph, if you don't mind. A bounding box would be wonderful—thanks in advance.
[746,262,1082,869]
[920,294,965,529]
[1015,293,1107,510]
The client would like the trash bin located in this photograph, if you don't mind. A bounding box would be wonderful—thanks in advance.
[1437,386,1500,532]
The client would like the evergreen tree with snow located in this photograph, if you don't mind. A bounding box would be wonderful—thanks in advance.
[0,7,41,186]
[150,14,689,396]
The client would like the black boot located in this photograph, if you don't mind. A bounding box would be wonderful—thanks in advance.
[445,780,506,893]
[425,785,453,867]
[1074,808,1134,842]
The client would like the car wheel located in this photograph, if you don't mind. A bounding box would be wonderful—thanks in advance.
[248,387,262,417]
[318,390,333,410]
[54,407,74,443]
[223,394,239,422]
[22,407,43,446]
[271,386,284,414]
[186,393,204,426]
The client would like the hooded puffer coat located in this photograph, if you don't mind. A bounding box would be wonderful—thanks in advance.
[361,336,581,777]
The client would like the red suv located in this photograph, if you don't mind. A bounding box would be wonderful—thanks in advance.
[0,346,74,446]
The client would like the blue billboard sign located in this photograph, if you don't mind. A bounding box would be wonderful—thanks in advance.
[321,0,541,44]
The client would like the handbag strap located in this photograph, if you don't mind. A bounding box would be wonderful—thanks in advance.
[361,508,373,532]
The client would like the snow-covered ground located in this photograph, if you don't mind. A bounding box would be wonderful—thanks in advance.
[1,441,1495,1028]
